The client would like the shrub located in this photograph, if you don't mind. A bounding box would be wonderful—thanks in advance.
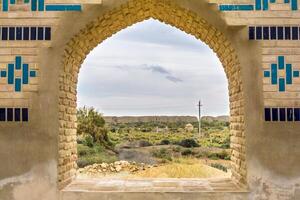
[138,140,153,147]
[77,144,95,156]
[160,139,170,145]
[152,148,172,161]
[181,149,193,156]
[195,151,209,158]
[77,159,90,168]
[77,138,83,144]
[172,146,181,152]
[77,107,112,148]
[178,139,199,148]
[83,135,94,147]
[210,163,228,172]
[207,150,229,160]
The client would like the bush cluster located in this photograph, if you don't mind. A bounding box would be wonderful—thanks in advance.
[210,163,228,172]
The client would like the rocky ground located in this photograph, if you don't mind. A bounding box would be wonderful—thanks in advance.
[78,160,159,176]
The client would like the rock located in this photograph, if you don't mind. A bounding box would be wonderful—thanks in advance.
[115,165,122,172]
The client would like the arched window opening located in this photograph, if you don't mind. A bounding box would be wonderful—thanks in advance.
[76,19,231,180]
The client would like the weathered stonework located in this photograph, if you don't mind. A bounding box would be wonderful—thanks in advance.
[59,0,246,189]
[0,0,299,200]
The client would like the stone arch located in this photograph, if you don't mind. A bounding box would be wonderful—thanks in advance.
[58,0,246,189]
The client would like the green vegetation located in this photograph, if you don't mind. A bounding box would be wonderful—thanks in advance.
[77,143,117,168]
[152,148,172,162]
[210,163,228,172]
[77,107,116,167]
[76,106,231,177]
[109,131,196,146]
[200,129,230,148]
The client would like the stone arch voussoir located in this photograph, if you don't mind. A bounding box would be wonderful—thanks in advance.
[58,0,246,189]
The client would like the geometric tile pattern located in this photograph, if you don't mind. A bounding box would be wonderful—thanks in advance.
[0,107,28,122]
[249,26,300,40]
[0,56,37,92]
[265,107,300,122]
[0,26,51,41]
[264,56,300,92]
[220,0,298,11]
[2,0,81,12]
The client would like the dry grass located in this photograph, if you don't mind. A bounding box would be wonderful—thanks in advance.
[130,158,230,179]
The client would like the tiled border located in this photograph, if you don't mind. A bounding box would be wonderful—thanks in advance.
[220,0,298,11]
[2,0,81,12]
[265,107,300,121]
[249,26,300,40]
[0,26,51,41]
[0,107,29,122]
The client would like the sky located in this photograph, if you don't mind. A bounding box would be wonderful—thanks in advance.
[77,19,229,117]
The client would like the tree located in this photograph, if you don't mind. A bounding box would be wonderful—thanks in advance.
[77,107,112,147]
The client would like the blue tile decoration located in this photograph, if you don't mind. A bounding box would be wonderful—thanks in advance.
[287,108,294,121]
[45,27,51,40]
[14,108,20,121]
[0,107,29,122]
[0,108,5,121]
[38,27,44,40]
[15,78,21,92]
[2,0,81,12]
[249,26,300,40]
[265,107,300,122]
[0,56,37,92]
[45,5,82,11]
[2,0,8,11]
[16,27,22,40]
[30,71,36,77]
[264,56,300,92]
[279,108,286,121]
[272,108,279,121]
[256,27,262,40]
[263,27,269,40]
[0,27,51,41]
[0,70,6,77]
[2,27,8,40]
[30,27,37,40]
[9,27,15,40]
[8,64,14,84]
[22,64,28,84]
[265,108,271,121]
[295,108,300,121]
[220,0,298,11]
[7,108,13,121]
[22,108,29,122]
[23,27,29,40]
[264,71,270,77]
[270,27,276,40]
[219,5,254,11]
[249,27,255,40]
[292,27,299,40]
[15,56,21,70]
[285,27,291,39]
[278,27,284,40]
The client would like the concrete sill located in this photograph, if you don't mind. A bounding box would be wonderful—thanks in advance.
[61,178,249,200]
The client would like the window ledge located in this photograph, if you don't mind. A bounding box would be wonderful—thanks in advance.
[61,178,249,200]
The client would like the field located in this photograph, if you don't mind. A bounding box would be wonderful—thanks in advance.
[76,108,231,178]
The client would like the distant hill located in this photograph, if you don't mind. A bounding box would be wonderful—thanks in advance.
[201,116,229,123]
[103,116,198,124]
[104,115,229,124]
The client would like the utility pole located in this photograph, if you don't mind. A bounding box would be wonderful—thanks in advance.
[198,100,203,137]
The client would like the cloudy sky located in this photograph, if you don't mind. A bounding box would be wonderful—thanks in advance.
[78,19,229,117]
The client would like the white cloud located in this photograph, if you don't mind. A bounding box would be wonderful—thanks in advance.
[78,19,229,116]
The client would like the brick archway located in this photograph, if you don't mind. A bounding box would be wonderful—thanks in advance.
[58,0,246,189]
